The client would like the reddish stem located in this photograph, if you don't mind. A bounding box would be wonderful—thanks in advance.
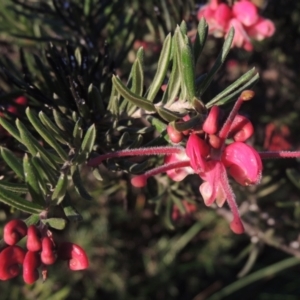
[88,146,184,167]
[219,90,254,141]
[219,166,244,234]
[259,151,300,159]
[131,160,190,187]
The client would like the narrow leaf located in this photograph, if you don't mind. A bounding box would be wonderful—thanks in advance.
[80,124,96,156]
[23,154,45,205]
[206,68,258,108]
[0,181,28,194]
[193,18,209,65]
[88,84,105,116]
[26,108,68,160]
[131,56,144,96]
[41,218,67,230]
[161,39,181,105]
[146,33,172,102]
[113,76,155,112]
[51,172,68,204]
[0,147,24,179]
[16,119,59,169]
[0,186,44,214]
[197,27,235,96]
[176,26,195,101]
[206,73,260,108]
[156,106,186,122]
[39,111,69,145]
[71,166,92,200]
[0,117,22,142]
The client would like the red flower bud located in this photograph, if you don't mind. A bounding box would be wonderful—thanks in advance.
[23,251,41,284]
[14,96,28,106]
[186,134,210,173]
[131,175,147,187]
[229,114,254,142]
[167,124,183,143]
[57,242,89,271]
[203,105,221,135]
[0,246,26,280]
[41,237,56,265]
[208,134,221,149]
[26,225,42,252]
[4,219,28,245]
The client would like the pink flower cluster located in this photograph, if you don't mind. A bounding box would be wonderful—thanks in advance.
[197,0,275,51]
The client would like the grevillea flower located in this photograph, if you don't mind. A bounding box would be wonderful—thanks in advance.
[197,0,275,51]
[88,90,300,234]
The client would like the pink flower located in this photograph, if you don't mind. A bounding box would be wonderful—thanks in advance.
[197,0,275,51]
[88,90,300,234]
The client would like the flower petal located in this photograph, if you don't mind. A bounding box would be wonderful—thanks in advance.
[222,142,262,186]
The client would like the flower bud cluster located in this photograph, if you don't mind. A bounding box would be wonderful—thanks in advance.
[0,219,89,284]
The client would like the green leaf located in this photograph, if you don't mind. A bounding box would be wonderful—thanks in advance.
[0,147,24,179]
[41,218,67,230]
[24,214,40,226]
[165,197,175,230]
[179,20,187,34]
[112,76,155,111]
[206,72,260,108]
[23,154,45,205]
[31,155,56,190]
[146,116,167,134]
[63,202,83,222]
[15,119,38,156]
[71,166,92,200]
[39,111,70,145]
[0,185,44,214]
[161,39,181,105]
[206,68,258,108]
[88,84,105,116]
[107,84,120,115]
[286,168,300,190]
[72,118,83,148]
[193,18,208,65]
[176,26,195,102]
[16,119,59,169]
[172,114,205,132]
[0,181,28,194]
[26,108,68,160]
[92,168,103,181]
[0,117,22,142]
[197,27,235,96]
[80,124,96,158]
[129,160,149,174]
[53,109,72,132]
[131,54,144,96]
[156,106,186,122]
[51,172,68,204]
[146,33,172,102]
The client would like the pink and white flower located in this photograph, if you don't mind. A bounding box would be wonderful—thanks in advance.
[197,0,275,51]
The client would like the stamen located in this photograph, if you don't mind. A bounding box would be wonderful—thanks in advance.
[219,90,255,141]
[88,146,184,167]
[131,160,191,187]
[259,151,300,159]
[219,164,245,234]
